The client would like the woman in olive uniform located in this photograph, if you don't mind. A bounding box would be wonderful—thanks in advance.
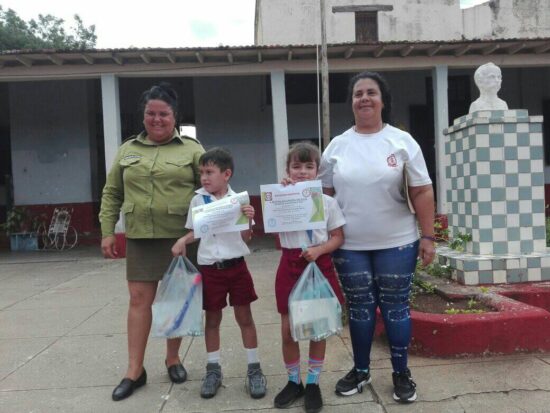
[99,83,204,401]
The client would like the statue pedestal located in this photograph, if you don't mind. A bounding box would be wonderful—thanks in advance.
[440,110,549,285]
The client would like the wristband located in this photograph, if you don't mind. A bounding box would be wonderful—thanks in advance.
[421,235,436,242]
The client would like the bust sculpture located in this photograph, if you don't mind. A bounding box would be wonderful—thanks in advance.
[469,62,508,113]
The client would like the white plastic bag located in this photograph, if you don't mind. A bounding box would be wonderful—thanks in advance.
[288,261,342,342]
[152,256,204,338]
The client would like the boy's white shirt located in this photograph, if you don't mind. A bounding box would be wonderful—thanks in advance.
[185,185,252,265]
[278,194,345,249]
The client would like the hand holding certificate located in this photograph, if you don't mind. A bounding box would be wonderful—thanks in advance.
[192,191,251,238]
[260,180,326,233]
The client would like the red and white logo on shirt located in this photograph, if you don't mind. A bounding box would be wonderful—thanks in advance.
[387,153,397,167]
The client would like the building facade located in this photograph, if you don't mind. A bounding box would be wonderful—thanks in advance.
[0,0,549,240]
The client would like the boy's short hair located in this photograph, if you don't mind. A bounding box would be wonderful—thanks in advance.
[199,147,234,175]
[286,142,321,169]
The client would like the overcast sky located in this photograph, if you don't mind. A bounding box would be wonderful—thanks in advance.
[2,0,488,49]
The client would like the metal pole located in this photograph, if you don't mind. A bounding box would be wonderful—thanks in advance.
[320,0,331,150]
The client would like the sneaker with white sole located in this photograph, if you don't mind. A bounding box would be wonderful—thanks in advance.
[392,368,417,403]
[335,368,371,396]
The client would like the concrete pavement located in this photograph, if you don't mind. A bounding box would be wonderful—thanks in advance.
[1,239,549,413]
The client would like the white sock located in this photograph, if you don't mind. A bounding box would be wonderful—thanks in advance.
[207,350,220,364]
[246,347,259,364]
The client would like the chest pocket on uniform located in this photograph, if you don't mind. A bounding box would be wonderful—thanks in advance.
[119,157,141,167]
[164,158,193,180]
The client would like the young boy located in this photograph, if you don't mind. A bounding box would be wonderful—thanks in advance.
[171,147,266,399]
[274,142,346,413]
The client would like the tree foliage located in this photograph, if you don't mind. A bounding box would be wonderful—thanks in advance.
[0,6,97,51]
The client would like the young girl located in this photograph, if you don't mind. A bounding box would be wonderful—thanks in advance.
[273,142,346,413]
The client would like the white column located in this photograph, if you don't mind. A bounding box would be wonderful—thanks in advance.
[100,74,124,232]
[432,65,449,215]
[101,74,122,173]
[270,70,289,181]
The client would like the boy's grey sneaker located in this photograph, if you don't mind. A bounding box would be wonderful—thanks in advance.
[245,362,267,399]
[392,368,417,403]
[335,367,371,396]
[200,363,223,399]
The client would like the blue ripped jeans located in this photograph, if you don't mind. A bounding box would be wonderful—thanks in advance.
[332,240,419,373]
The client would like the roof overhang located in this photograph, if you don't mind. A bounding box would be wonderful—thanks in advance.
[0,38,548,81]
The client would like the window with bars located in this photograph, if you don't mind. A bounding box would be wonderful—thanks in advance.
[355,11,378,42]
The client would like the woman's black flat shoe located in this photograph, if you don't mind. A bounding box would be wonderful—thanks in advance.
[112,368,147,401]
[166,362,187,383]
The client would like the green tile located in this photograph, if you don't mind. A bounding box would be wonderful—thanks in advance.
[470,163,477,175]
[493,242,508,254]
[527,257,541,268]
[471,189,478,202]
[468,135,476,149]
[507,227,520,241]
[533,200,545,213]
[530,147,543,160]
[521,240,534,253]
[455,270,465,284]
[478,270,493,284]
[457,189,465,201]
[504,147,518,160]
[490,161,505,174]
[465,203,472,215]
[529,123,542,133]
[479,202,492,215]
[492,215,506,228]
[458,215,466,227]
[477,147,490,161]
[446,166,452,179]
[505,174,519,187]
[478,175,491,188]
[463,151,470,163]
[542,268,550,281]
[491,187,506,201]
[456,139,463,151]
[532,173,544,186]
[472,243,480,254]
[489,134,504,147]
[451,153,456,164]
[476,124,489,134]
[507,269,525,283]
[479,229,493,242]
[445,141,451,154]
[503,124,516,133]
[533,226,546,240]
[463,261,479,271]
[518,187,532,200]
[457,164,464,177]
[492,259,506,270]
[520,214,533,226]
[507,201,519,213]
[518,133,530,146]
[518,160,531,173]
[472,215,479,228]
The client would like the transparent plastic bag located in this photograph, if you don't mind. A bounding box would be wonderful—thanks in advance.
[152,256,204,338]
[288,261,343,342]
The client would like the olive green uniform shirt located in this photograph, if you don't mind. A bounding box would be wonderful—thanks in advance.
[99,129,205,238]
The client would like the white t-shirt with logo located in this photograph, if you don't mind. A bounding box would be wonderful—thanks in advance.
[318,125,432,250]
[185,186,251,265]
[278,194,346,249]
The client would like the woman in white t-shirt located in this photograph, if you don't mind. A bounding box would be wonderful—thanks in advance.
[318,71,436,404]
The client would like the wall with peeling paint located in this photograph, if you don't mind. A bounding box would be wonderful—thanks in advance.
[255,0,462,45]
[463,0,550,39]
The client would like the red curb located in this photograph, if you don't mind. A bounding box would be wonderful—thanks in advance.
[375,283,550,357]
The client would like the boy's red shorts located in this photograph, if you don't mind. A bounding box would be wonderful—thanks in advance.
[199,258,258,312]
[275,248,345,315]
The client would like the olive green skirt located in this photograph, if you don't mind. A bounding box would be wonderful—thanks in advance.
[126,238,198,282]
